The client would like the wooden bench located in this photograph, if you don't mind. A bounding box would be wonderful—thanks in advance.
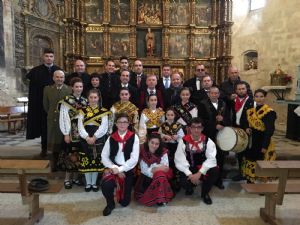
[0,159,63,225]
[241,160,300,225]
[0,106,26,134]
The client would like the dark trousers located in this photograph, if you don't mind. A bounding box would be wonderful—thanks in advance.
[215,148,226,184]
[101,171,134,208]
[179,166,219,196]
[41,116,47,152]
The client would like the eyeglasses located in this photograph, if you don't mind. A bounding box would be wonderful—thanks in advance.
[196,69,205,72]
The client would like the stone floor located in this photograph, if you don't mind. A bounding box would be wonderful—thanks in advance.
[0,130,300,225]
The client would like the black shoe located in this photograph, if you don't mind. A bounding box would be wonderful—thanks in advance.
[92,185,99,192]
[215,182,225,190]
[85,185,92,192]
[185,188,194,196]
[232,174,245,181]
[202,194,212,205]
[73,179,84,186]
[64,180,72,189]
[103,205,115,216]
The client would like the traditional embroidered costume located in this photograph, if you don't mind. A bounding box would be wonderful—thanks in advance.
[134,146,174,206]
[242,104,277,183]
[159,121,184,173]
[78,105,110,173]
[110,101,139,133]
[175,134,219,198]
[173,102,198,129]
[101,130,140,210]
[138,108,165,144]
[59,94,88,171]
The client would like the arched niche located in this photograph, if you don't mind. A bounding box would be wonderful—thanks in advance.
[243,50,258,71]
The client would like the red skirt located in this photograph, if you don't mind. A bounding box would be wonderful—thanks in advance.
[134,170,174,206]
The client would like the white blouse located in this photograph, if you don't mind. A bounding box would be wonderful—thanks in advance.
[78,114,108,139]
[140,153,169,178]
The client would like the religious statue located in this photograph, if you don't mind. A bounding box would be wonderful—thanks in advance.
[146,28,155,57]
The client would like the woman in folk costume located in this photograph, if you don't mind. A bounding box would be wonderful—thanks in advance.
[135,132,174,206]
[59,77,88,189]
[110,87,139,134]
[242,89,277,183]
[78,89,110,192]
[172,87,198,132]
[101,113,140,216]
[159,108,184,191]
[139,94,165,144]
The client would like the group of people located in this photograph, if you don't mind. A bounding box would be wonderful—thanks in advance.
[26,48,277,216]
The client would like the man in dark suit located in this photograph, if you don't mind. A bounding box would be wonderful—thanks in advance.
[139,74,164,111]
[65,59,90,96]
[117,69,138,106]
[193,74,214,107]
[231,81,254,181]
[129,59,147,90]
[100,59,120,109]
[26,48,61,157]
[198,86,232,189]
[157,64,172,90]
[183,64,209,105]
[164,71,183,109]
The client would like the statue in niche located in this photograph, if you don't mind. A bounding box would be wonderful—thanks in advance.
[146,28,155,57]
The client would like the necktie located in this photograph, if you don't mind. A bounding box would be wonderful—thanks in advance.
[137,75,141,88]
[48,66,52,74]
[165,78,169,89]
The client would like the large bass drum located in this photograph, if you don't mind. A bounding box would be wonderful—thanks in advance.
[216,127,249,153]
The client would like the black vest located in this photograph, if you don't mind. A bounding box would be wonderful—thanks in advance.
[183,137,208,168]
[109,134,135,166]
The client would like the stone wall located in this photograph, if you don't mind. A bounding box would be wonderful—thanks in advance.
[231,0,300,130]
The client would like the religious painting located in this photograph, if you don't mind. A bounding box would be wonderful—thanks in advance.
[169,34,188,58]
[86,33,104,56]
[137,28,162,58]
[87,66,104,74]
[30,36,52,66]
[110,0,130,25]
[143,66,161,77]
[195,0,211,26]
[169,0,190,25]
[193,35,211,58]
[0,0,4,67]
[110,33,130,57]
[137,0,162,25]
[85,0,103,24]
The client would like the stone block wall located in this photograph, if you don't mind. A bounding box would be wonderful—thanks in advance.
[231,0,300,131]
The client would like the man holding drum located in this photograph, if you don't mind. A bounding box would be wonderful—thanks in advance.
[232,81,254,181]
[198,86,232,189]
[175,118,219,205]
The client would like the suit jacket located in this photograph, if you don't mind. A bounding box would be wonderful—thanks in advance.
[117,83,139,106]
[100,72,120,109]
[65,72,90,97]
[129,72,147,90]
[232,97,254,130]
[198,98,231,140]
[157,77,171,90]
[139,89,165,112]
[163,86,182,109]
[183,77,203,105]
[43,84,71,145]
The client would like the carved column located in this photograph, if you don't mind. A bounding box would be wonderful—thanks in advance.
[164,0,170,25]
[190,0,196,25]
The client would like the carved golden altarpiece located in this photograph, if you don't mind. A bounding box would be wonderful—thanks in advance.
[22,0,233,83]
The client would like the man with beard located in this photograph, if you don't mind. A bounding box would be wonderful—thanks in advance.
[65,59,90,96]
[198,86,232,189]
[115,56,130,77]
[220,66,252,112]
[231,81,254,181]
[26,48,61,157]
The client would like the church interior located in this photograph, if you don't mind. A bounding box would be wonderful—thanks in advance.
[1,0,300,225]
